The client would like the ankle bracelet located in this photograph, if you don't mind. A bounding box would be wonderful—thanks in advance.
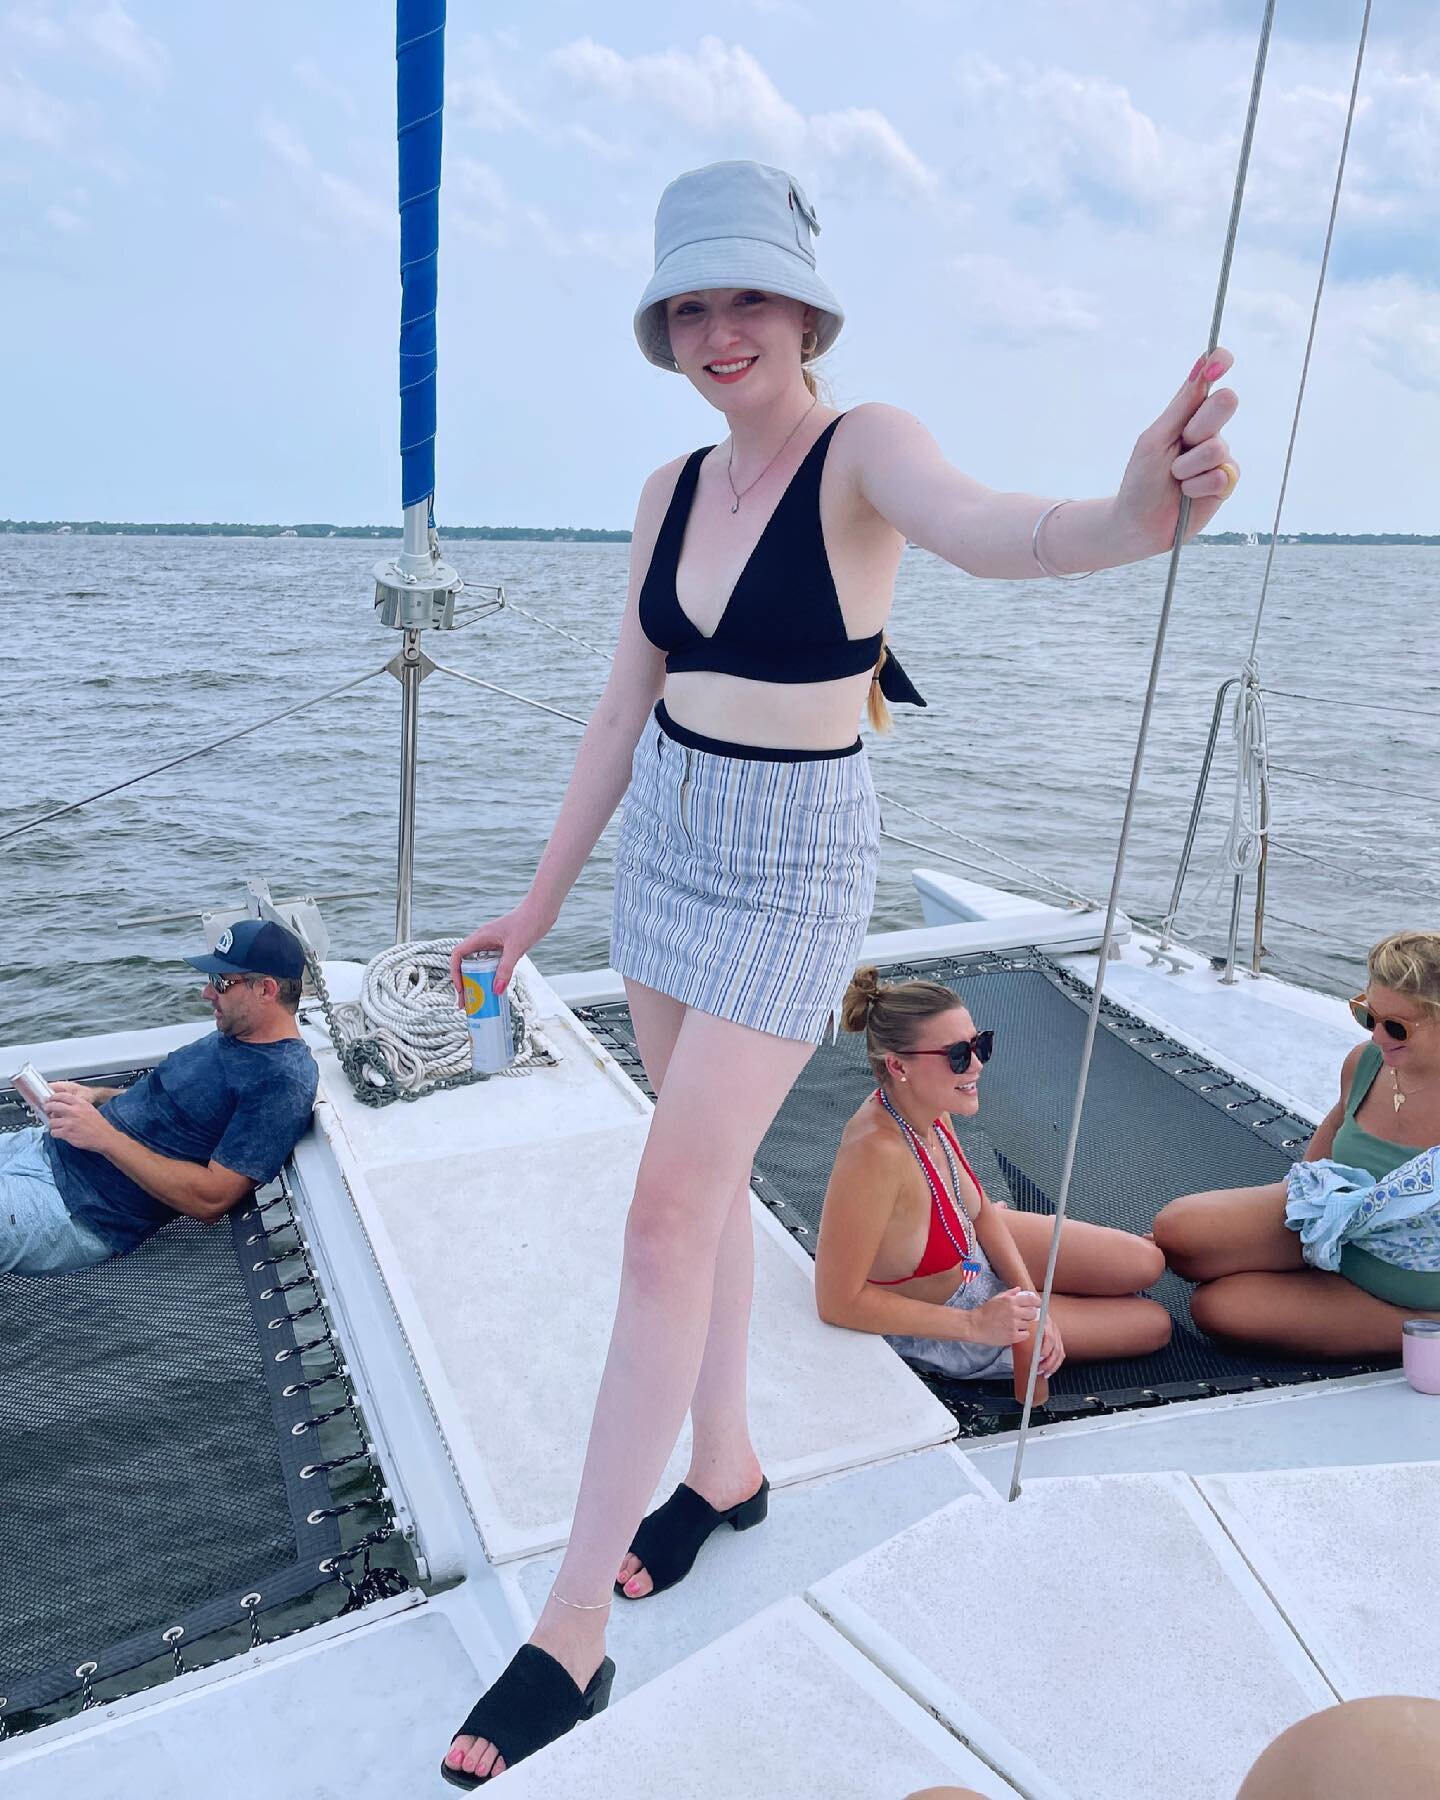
[551,1592,611,1612]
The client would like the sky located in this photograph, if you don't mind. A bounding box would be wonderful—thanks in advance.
[2,0,1437,532]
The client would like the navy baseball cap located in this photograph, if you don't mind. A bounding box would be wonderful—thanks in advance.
[185,919,306,982]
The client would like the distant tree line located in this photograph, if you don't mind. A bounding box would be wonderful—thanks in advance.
[1,519,631,542]
[1196,531,1440,546]
[4,520,1438,547]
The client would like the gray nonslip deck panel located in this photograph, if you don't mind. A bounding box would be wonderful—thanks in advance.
[809,1474,1335,1800]
[515,1445,986,1700]
[498,1599,1021,1799]
[317,972,954,1563]
[1200,1461,1440,1701]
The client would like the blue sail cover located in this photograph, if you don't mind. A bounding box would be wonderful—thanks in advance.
[396,0,445,510]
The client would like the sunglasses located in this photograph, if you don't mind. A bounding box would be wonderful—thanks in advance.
[1349,995,1410,1043]
[905,1030,995,1075]
[209,972,257,995]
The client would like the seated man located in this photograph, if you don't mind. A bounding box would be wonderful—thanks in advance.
[2,919,318,1277]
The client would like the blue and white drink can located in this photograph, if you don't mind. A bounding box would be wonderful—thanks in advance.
[460,952,513,1074]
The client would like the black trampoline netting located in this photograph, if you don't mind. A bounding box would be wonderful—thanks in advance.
[0,1087,345,1717]
[578,949,1396,1433]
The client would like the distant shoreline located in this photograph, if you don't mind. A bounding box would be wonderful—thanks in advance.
[2,519,630,543]
[4,520,1439,547]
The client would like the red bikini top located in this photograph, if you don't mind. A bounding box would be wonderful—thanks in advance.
[867,1101,983,1286]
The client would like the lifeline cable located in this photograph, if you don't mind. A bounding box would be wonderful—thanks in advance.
[1008,0,1279,1500]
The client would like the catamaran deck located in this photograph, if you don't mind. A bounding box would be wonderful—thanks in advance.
[4,895,1438,1797]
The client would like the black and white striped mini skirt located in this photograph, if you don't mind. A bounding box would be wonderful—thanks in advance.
[611,703,880,1044]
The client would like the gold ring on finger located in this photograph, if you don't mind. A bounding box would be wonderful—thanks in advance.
[1220,461,1239,498]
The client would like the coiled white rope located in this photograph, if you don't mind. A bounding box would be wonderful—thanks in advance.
[326,939,546,1095]
[1222,662,1271,875]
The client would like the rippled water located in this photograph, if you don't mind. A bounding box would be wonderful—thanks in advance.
[3,534,1436,1046]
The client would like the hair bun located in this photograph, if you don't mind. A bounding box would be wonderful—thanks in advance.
[839,966,884,1035]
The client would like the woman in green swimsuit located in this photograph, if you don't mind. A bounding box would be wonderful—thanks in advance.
[1153,930,1440,1356]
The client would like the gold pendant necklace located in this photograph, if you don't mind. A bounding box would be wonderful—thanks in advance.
[726,395,818,513]
[1393,1068,1405,1113]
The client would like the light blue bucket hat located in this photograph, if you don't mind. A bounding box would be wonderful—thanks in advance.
[634,160,844,372]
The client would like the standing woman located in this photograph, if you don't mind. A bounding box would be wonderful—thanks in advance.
[443,160,1240,1784]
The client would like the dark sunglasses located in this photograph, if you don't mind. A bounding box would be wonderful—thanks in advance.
[209,971,258,995]
[905,1030,995,1075]
[1349,995,1410,1043]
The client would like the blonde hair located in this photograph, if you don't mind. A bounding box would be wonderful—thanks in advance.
[841,966,963,1084]
[1367,930,1440,1014]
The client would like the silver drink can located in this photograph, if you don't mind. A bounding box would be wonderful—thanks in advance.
[460,953,514,1074]
[10,1063,53,1119]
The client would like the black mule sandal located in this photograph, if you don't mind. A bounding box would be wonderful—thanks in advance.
[615,1476,769,1600]
[440,1646,617,1789]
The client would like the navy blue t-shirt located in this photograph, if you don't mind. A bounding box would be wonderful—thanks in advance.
[44,1032,318,1254]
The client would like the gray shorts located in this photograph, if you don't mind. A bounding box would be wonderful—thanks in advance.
[0,1127,114,1276]
[885,1261,1015,1381]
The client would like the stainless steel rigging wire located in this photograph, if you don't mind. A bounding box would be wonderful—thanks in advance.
[1008,0,1279,1501]
[0,666,391,848]
[1246,0,1372,666]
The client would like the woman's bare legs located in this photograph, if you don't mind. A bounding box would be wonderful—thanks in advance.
[1004,1210,1166,1294]
[1003,1210,1172,1360]
[616,981,764,1597]
[1150,1180,1440,1358]
[1150,1182,1301,1282]
[1187,1270,1440,1359]
[446,1001,815,1781]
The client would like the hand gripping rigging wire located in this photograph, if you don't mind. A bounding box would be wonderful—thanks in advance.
[1009,0,1373,1498]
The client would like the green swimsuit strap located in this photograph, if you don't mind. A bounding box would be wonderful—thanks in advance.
[1343,1042,1383,1120]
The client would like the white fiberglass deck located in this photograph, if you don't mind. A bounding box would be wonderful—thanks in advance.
[499,1598,1020,1800]
[811,1472,1335,1800]
[309,960,956,1561]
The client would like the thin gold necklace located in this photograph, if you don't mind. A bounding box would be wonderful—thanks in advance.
[726,396,818,514]
[1389,1067,1435,1113]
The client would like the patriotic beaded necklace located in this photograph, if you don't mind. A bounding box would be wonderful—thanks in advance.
[875,1087,984,1283]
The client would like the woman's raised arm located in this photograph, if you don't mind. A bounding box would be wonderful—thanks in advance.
[844,349,1238,580]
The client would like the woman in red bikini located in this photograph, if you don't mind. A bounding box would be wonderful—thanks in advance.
[816,968,1171,1376]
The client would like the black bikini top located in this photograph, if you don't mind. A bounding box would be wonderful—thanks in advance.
[638,414,925,705]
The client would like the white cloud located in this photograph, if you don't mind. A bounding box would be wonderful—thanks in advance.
[78,1,165,88]
[951,251,1101,341]
[1229,286,1309,346]
[953,55,1218,232]
[550,36,937,195]
[448,155,647,267]
[257,113,394,241]
[0,69,73,147]
[450,41,539,136]
[6,2,167,87]
[4,4,65,51]
[1354,276,1440,392]
[292,56,359,120]
[45,201,83,230]
[950,50,1440,271]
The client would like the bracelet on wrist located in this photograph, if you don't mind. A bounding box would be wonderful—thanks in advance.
[1031,500,1095,582]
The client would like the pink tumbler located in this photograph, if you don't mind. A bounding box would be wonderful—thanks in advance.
[1402,1320,1440,1395]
